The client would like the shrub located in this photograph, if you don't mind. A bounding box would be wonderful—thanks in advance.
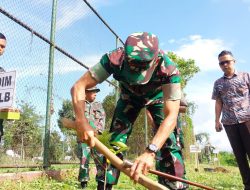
[219,151,237,166]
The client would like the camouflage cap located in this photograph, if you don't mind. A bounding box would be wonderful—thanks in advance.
[124,32,159,85]
[85,86,100,92]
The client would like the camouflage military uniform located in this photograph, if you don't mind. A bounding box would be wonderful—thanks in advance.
[89,32,187,189]
[78,100,106,183]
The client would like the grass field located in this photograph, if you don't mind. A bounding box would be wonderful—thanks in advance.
[0,163,243,190]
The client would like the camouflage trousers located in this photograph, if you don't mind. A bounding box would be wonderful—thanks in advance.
[77,143,106,183]
[102,93,188,189]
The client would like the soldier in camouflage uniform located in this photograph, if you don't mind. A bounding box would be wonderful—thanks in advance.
[77,87,106,189]
[71,32,188,190]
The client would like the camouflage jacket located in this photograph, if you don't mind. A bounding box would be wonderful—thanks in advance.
[85,100,106,133]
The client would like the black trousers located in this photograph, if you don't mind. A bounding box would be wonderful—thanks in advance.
[224,121,250,190]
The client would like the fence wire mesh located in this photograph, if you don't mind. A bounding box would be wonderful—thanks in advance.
[0,0,150,169]
[1,0,192,171]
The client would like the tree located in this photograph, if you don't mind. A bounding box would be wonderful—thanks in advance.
[58,99,75,135]
[49,131,65,162]
[102,91,147,157]
[195,132,210,145]
[219,151,237,166]
[102,91,116,130]
[167,52,200,89]
[57,99,77,159]
[168,52,200,161]
[3,101,43,159]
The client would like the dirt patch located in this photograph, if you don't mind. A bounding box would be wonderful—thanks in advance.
[214,167,230,173]
[0,169,78,183]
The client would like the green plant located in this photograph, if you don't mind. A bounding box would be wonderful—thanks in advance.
[219,151,237,167]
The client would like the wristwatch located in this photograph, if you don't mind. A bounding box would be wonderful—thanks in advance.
[146,144,158,154]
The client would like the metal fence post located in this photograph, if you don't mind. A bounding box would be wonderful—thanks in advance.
[43,0,58,169]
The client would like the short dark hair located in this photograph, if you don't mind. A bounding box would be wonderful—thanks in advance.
[218,50,233,58]
[0,33,6,40]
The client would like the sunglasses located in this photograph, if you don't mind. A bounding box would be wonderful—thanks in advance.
[127,59,151,71]
[219,59,234,66]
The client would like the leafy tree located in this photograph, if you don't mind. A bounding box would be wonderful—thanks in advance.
[49,131,65,162]
[195,132,210,145]
[219,151,237,166]
[102,92,147,157]
[57,99,78,159]
[102,91,116,130]
[168,52,200,161]
[167,52,200,88]
[3,101,43,159]
[127,109,149,157]
[181,116,195,161]
[58,99,75,135]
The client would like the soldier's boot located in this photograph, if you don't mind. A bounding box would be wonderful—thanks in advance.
[97,181,113,190]
[80,181,88,189]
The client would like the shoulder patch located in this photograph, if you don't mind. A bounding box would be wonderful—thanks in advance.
[108,47,125,67]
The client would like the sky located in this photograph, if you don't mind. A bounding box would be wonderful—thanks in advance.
[1,0,250,152]
[91,0,250,152]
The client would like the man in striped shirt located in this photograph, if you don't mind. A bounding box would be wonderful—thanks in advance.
[212,50,250,190]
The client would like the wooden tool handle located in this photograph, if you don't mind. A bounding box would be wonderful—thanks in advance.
[61,117,168,190]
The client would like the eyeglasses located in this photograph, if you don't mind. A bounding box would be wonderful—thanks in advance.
[219,59,234,66]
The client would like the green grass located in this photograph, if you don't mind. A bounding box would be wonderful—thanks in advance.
[185,163,243,189]
[0,163,243,190]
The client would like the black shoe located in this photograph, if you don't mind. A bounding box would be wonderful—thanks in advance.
[80,181,88,189]
[97,182,113,190]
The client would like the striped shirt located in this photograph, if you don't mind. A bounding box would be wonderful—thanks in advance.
[212,71,250,125]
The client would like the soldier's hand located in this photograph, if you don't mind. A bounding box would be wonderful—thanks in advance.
[130,151,155,182]
[75,119,95,147]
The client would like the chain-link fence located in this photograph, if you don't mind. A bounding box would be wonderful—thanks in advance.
[0,0,128,168]
[0,0,190,170]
